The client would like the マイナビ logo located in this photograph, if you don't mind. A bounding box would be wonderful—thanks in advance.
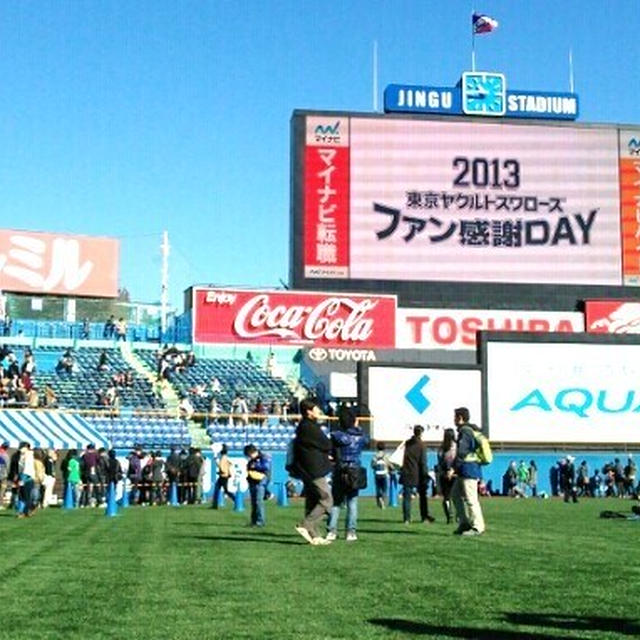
[628,137,640,156]
[314,121,341,144]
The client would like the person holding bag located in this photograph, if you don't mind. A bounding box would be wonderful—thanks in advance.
[326,412,369,542]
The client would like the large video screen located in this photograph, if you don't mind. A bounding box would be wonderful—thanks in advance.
[294,113,640,294]
[484,334,640,444]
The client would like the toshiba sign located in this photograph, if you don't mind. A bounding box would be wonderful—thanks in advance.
[193,288,396,347]
[397,308,584,350]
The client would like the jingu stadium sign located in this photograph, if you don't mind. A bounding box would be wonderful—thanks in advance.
[384,72,579,120]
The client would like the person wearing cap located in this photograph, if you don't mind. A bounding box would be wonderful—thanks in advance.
[0,441,9,509]
[561,455,578,503]
[400,425,435,525]
[451,407,486,536]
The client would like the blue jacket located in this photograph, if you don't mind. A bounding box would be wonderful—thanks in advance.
[331,427,369,466]
[454,424,482,480]
[247,452,270,485]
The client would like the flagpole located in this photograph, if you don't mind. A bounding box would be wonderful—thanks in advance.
[471,9,476,71]
[373,40,379,111]
[471,35,476,71]
[569,47,575,93]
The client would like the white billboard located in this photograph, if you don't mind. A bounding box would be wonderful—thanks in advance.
[397,308,584,350]
[486,339,640,443]
[365,365,482,442]
[303,115,626,285]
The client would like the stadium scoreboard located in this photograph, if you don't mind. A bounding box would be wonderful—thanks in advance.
[290,111,640,309]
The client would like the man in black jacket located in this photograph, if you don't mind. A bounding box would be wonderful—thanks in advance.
[293,398,333,545]
[401,425,434,524]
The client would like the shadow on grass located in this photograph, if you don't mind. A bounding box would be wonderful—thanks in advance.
[357,528,421,535]
[504,613,640,636]
[172,521,240,528]
[369,614,640,638]
[178,533,302,546]
[370,618,573,639]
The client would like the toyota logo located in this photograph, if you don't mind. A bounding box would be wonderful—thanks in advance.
[308,348,328,362]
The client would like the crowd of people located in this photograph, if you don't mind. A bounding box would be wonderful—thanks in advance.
[102,316,128,341]
[287,401,487,544]
[2,398,639,538]
[0,441,217,515]
[155,345,197,383]
[500,455,639,501]
[0,345,58,408]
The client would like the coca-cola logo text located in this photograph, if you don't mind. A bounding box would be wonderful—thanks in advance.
[233,294,378,344]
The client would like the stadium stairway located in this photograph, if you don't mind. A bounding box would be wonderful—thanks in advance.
[122,343,210,449]
[119,342,178,405]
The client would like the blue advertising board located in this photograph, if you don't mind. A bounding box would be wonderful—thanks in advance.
[384,73,579,121]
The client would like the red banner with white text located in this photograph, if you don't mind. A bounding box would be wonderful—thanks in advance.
[193,288,396,348]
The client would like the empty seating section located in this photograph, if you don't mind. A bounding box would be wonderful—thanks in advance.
[30,346,163,411]
[134,351,297,450]
[206,418,298,451]
[11,344,298,451]
[135,351,292,415]
[86,415,191,449]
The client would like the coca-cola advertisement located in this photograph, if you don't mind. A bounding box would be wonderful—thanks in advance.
[193,288,397,348]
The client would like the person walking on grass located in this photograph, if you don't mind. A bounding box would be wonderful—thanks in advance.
[293,398,333,546]
[212,444,235,508]
[451,407,485,536]
[244,444,270,527]
[401,425,435,525]
[326,413,369,542]
[371,442,392,509]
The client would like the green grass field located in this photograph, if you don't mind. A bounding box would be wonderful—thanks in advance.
[2,497,640,640]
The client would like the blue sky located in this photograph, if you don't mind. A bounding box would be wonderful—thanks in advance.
[0,1,638,309]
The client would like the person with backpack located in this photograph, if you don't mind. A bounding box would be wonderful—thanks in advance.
[451,407,486,536]
[326,413,369,542]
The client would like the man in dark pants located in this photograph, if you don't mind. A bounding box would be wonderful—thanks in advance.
[562,455,578,503]
[293,398,333,545]
[401,425,435,524]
